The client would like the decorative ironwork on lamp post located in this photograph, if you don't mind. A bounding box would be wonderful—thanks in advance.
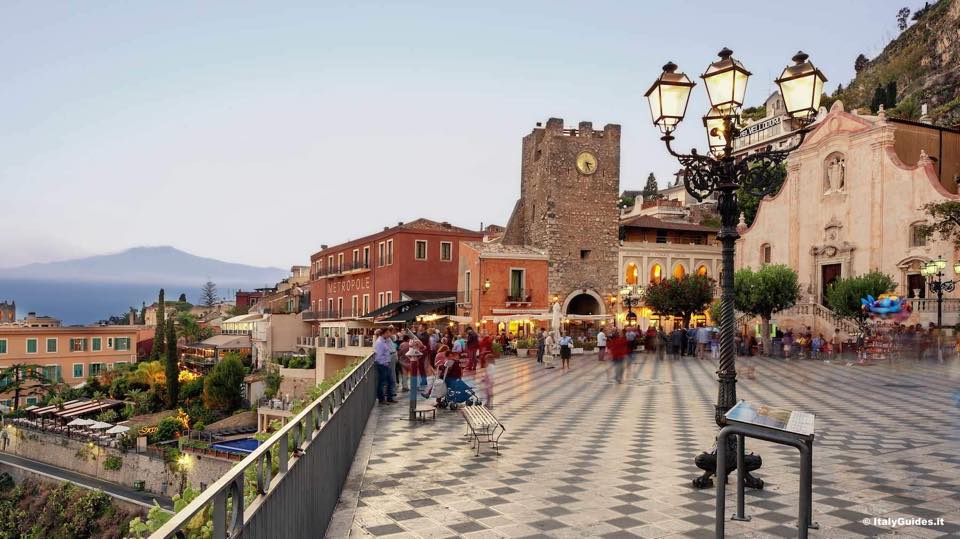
[921,255,959,329]
[620,285,643,326]
[645,48,827,489]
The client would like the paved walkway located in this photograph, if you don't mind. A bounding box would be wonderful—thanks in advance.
[334,353,960,538]
[0,451,174,511]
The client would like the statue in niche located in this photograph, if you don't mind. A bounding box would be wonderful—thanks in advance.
[824,154,846,192]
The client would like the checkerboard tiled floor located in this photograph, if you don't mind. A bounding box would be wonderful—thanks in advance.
[328,353,960,538]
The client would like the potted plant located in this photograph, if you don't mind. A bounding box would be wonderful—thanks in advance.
[491,342,503,358]
[515,338,535,357]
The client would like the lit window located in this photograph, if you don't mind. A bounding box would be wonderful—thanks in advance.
[673,264,686,279]
[625,263,639,285]
[697,265,709,276]
[650,264,663,284]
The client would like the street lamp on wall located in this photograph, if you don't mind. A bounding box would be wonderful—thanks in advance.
[646,47,826,490]
[482,278,491,293]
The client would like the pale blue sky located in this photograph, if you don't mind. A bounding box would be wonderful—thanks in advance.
[0,0,922,268]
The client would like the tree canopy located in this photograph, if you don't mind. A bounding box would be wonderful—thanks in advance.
[734,265,801,319]
[825,271,897,331]
[734,265,800,353]
[916,201,960,248]
[202,353,246,412]
[738,162,786,228]
[643,275,715,327]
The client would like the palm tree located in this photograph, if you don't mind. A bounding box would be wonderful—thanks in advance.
[50,395,66,411]
[0,364,51,412]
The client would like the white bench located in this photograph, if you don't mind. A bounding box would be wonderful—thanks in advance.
[461,405,505,456]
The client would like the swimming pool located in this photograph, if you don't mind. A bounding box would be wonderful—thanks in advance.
[211,437,260,455]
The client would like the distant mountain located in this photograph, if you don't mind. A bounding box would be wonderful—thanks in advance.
[0,246,287,286]
[0,247,288,325]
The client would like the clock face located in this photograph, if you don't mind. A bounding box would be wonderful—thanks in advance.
[576,151,598,175]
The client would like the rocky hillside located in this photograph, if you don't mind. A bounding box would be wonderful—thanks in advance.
[837,0,960,126]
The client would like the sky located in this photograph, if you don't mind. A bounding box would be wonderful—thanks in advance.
[0,0,925,268]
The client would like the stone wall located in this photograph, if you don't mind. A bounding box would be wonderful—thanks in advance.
[3,427,234,498]
[503,118,621,305]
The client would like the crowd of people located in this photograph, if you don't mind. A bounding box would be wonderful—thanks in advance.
[371,320,956,407]
[372,324,500,408]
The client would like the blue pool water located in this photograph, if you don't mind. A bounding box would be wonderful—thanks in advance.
[211,438,260,455]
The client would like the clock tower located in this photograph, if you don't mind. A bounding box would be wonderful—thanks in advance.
[502,117,621,315]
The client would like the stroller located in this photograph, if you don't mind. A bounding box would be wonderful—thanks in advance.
[439,377,482,409]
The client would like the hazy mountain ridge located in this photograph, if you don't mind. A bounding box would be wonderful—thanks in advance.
[838,0,960,125]
[0,246,287,286]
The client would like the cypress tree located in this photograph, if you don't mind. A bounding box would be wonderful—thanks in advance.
[165,317,179,409]
[150,289,166,360]
[139,302,147,325]
[641,173,661,201]
[870,85,887,113]
[884,80,898,109]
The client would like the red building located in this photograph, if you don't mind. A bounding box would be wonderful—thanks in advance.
[235,289,271,310]
[306,219,484,320]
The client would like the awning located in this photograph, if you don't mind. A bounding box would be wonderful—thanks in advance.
[378,301,455,324]
[360,300,414,320]
[191,334,251,349]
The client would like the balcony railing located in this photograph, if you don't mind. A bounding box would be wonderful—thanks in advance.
[152,354,376,539]
[506,288,532,304]
[258,397,294,412]
[302,309,360,321]
[311,261,371,279]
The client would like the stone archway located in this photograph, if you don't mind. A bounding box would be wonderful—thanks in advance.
[562,289,605,316]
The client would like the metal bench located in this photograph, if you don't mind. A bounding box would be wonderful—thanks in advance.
[461,405,505,456]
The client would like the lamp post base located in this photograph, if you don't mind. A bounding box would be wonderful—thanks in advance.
[692,436,764,490]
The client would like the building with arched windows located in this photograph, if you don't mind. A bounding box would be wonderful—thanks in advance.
[736,101,960,334]
[618,215,722,329]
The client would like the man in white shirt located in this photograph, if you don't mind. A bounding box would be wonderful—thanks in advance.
[596,329,607,361]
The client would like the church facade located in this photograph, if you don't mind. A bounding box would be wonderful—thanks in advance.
[736,101,960,329]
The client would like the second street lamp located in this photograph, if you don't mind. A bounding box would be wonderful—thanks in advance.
[645,48,826,490]
[922,255,958,329]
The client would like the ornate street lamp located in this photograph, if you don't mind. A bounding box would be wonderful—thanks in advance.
[620,285,643,325]
[646,48,826,490]
[922,256,958,329]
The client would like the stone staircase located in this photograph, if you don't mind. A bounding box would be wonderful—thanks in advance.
[734,302,858,337]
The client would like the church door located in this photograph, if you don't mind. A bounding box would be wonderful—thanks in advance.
[821,264,842,305]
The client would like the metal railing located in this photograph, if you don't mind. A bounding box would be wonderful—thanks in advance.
[151,354,376,539]
[312,261,371,279]
[506,288,532,303]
